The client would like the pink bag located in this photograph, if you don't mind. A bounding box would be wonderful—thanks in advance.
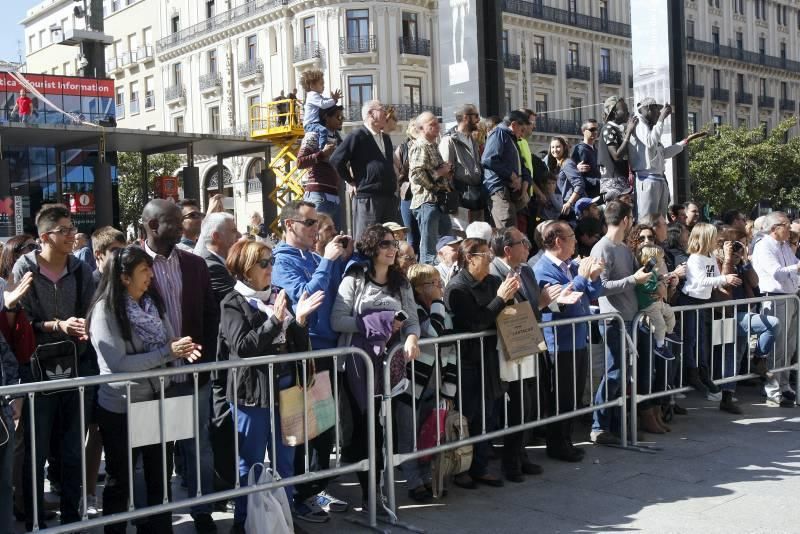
[417,402,448,462]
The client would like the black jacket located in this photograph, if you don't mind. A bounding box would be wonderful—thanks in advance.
[444,269,509,401]
[218,291,310,407]
[330,125,397,198]
[199,248,236,309]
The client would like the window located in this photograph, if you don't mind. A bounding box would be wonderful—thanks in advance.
[687,112,697,134]
[711,26,720,47]
[174,116,184,133]
[347,75,373,108]
[144,76,154,109]
[173,63,182,85]
[402,12,418,40]
[735,31,743,50]
[403,77,422,108]
[246,35,257,61]
[600,48,611,73]
[760,77,767,96]
[171,15,180,34]
[128,33,138,54]
[130,81,139,114]
[115,87,125,107]
[780,42,787,61]
[206,0,215,19]
[737,73,745,93]
[346,9,369,40]
[777,5,788,25]
[738,117,748,128]
[713,69,721,89]
[568,42,579,66]
[708,0,719,7]
[208,49,217,74]
[502,31,509,56]
[504,89,512,114]
[143,27,152,46]
[686,20,695,38]
[247,94,261,110]
[28,35,35,53]
[713,115,723,130]
[63,61,71,75]
[209,106,220,133]
[781,81,788,99]
[533,36,545,60]
[733,0,744,15]
[570,97,582,124]
[687,64,696,85]
[759,36,766,55]
[303,16,315,44]
[534,93,548,114]
[755,0,766,20]
[760,120,768,137]
[599,1,608,22]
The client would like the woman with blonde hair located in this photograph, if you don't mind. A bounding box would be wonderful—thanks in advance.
[678,223,741,398]
[396,117,420,250]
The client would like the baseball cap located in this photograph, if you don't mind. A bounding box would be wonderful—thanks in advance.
[465,221,494,242]
[574,197,595,217]
[384,222,408,232]
[605,184,634,202]
[637,97,663,110]
[436,235,462,253]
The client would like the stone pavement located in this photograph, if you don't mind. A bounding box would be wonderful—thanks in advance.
[17,386,800,533]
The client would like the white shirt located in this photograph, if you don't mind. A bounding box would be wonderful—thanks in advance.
[753,234,800,294]
[365,123,385,156]
[628,112,685,176]
[681,253,726,300]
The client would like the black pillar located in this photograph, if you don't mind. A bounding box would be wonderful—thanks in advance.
[55,149,63,204]
[94,160,113,227]
[260,147,276,234]
[668,1,690,203]
[217,155,224,195]
[140,153,148,202]
[0,160,10,198]
[183,166,200,201]
[479,0,504,117]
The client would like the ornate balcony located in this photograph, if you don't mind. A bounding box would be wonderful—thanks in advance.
[780,98,796,112]
[164,84,186,104]
[736,92,753,105]
[687,84,705,98]
[687,37,800,74]
[599,69,621,85]
[566,64,591,81]
[339,35,377,54]
[399,37,431,56]
[536,116,581,135]
[199,72,222,93]
[758,95,775,108]
[503,53,521,70]
[530,58,556,75]
[238,59,264,80]
[502,0,631,38]
[293,42,322,63]
[711,88,730,102]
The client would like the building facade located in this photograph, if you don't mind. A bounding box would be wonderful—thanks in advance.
[22,0,800,229]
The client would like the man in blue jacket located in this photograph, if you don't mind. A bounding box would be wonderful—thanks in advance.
[481,110,532,230]
[271,200,353,523]
[533,221,604,459]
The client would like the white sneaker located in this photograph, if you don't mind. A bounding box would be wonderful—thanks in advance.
[81,494,99,517]
[706,391,723,402]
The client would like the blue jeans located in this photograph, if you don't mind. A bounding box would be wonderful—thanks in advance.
[233,400,295,524]
[400,199,419,251]
[413,202,452,265]
[304,191,341,232]
[176,381,214,515]
[738,311,779,356]
[23,391,83,529]
[0,410,14,534]
[304,122,329,149]
[592,321,630,434]
[677,294,710,370]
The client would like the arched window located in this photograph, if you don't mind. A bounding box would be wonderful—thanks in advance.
[246,158,265,195]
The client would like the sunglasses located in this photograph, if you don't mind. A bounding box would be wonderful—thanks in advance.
[48,226,78,236]
[183,211,204,221]
[378,239,400,249]
[15,242,38,253]
[587,127,598,133]
[638,234,656,241]
[257,257,276,268]
[290,218,319,228]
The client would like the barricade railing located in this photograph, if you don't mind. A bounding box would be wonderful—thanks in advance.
[380,312,627,518]
[0,346,378,533]
[630,294,800,445]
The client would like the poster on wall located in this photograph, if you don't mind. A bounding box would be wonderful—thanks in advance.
[438,0,480,123]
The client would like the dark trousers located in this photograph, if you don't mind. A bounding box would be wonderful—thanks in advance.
[23,390,82,529]
[458,366,497,478]
[342,377,383,501]
[502,377,535,474]
[0,410,14,534]
[352,195,398,241]
[97,405,174,534]
[293,426,334,504]
[547,348,588,447]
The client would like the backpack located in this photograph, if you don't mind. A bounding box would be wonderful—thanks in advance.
[430,407,473,498]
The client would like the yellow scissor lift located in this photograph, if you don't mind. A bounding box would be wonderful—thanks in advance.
[249,98,308,234]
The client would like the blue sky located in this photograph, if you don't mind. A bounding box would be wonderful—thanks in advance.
[0,3,35,63]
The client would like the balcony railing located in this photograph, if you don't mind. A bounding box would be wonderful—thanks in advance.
[502,0,631,38]
[530,58,556,75]
[115,103,125,119]
[687,37,800,74]
[598,69,621,85]
[780,98,796,111]
[536,116,581,135]
[503,53,521,70]
[399,37,431,56]
[628,74,633,88]
[736,92,753,105]
[130,99,140,115]
[144,92,155,110]
[566,64,591,81]
[105,58,119,72]
[164,84,185,102]
[293,42,322,62]
[339,35,377,54]
[199,72,222,91]
[119,51,134,67]
[343,104,441,122]
[758,95,775,108]
[238,58,263,78]
[156,0,289,52]
[711,88,730,101]
[136,45,154,62]
[687,84,705,98]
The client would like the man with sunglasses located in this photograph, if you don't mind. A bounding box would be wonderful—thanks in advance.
[12,203,96,530]
[176,198,204,252]
[272,200,353,522]
[570,119,602,199]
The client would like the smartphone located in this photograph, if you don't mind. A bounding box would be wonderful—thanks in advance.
[732,241,744,253]
[643,258,657,273]
[394,310,408,322]
[269,285,282,304]
[339,236,350,249]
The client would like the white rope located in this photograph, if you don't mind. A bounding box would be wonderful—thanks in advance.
[536,96,636,116]
[7,70,101,129]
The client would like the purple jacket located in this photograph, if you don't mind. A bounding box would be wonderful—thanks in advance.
[347,310,395,412]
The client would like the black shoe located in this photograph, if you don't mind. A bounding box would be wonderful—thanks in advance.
[407,485,433,503]
[685,369,707,394]
[191,513,218,534]
[780,398,796,408]
[720,392,743,414]
[453,473,477,490]
[520,461,544,475]
[504,471,525,483]
[229,523,245,534]
[672,403,688,415]
[547,446,584,462]
[472,474,504,487]
[783,390,797,402]
[699,368,720,394]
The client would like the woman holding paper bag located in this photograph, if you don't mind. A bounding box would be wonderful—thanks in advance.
[87,246,202,534]
[218,239,324,530]
[445,237,520,490]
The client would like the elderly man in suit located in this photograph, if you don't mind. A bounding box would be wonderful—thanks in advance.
[141,199,219,533]
[533,221,603,459]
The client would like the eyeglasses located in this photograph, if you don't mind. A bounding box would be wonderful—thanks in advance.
[182,211,204,221]
[257,257,276,268]
[398,254,416,261]
[587,127,598,133]
[423,280,444,289]
[509,238,532,248]
[48,226,78,236]
[290,218,319,228]
[14,242,38,253]
[378,239,400,249]
[469,252,493,259]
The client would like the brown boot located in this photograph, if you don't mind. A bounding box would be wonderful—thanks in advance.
[640,407,665,434]
[655,406,671,432]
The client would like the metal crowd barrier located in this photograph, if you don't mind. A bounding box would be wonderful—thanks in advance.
[630,294,800,445]
[0,346,378,533]
[380,312,628,518]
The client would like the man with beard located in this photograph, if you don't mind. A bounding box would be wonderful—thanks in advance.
[440,104,484,226]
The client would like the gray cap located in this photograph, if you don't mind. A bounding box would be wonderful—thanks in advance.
[637,97,663,110]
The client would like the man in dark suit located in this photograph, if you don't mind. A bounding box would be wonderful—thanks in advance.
[141,199,219,533]
[329,99,397,239]
[197,212,238,495]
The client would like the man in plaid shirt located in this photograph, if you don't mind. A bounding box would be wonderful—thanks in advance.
[410,111,454,264]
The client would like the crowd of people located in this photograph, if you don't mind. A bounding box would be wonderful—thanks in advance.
[0,93,798,534]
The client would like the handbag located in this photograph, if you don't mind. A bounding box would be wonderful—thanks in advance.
[436,189,459,214]
[459,183,486,210]
[30,340,78,392]
[244,463,293,534]
[279,364,336,446]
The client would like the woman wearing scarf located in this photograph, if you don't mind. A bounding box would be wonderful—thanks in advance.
[87,246,201,534]
[218,239,324,531]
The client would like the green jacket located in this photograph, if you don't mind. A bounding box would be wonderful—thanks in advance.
[635,272,660,309]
